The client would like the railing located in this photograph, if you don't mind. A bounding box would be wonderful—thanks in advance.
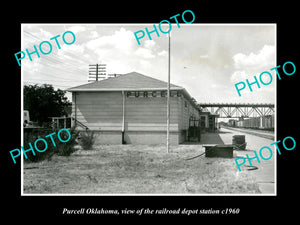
[72,117,89,130]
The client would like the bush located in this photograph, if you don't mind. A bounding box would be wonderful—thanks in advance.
[56,128,79,156]
[23,128,54,162]
[78,130,95,150]
[23,127,80,162]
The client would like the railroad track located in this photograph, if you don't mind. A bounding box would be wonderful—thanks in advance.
[222,127,275,140]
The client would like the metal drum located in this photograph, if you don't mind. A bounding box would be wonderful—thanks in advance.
[232,135,246,150]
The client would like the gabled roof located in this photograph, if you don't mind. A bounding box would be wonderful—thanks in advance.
[67,71,200,110]
[67,72,184,92]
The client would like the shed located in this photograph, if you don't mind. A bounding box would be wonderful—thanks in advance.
[67,72,201,145]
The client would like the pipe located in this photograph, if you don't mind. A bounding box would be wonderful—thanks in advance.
[122,91,126,144]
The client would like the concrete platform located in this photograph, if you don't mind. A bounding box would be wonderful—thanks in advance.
[198,128,276,195]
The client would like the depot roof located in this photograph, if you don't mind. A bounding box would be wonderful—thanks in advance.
[67,71,199,109]
[67,71,184,92]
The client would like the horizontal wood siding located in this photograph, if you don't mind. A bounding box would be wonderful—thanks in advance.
[178,96,200,130]
[73,92,123,130]
[72,91,180,132]
[125,96,179,131]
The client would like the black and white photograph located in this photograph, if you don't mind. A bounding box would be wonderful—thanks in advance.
[20,23,276,195]
[4,3,299,221]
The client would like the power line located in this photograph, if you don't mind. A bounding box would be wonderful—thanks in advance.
[22,30,89,74]
[22,29,114,86]
[23,80,76,89]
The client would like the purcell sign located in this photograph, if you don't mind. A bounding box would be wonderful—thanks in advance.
[126,91,182,98]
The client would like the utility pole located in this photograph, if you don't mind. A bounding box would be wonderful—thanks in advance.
[167,32,171,153]
[88,64,106,82]
[96,63,98,81]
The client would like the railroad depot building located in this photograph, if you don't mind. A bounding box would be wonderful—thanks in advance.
[67,72,208,145]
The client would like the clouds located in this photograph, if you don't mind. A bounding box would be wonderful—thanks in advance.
[86,28,134,51]
[135,48,155,59]
[66,25,86,34]
[230,45,275,83]
[229,44,276,102]
[22,24,171,87]
[233,45,275,70]
[158,50,167,57]
[83,27,169,74]
[230,70,250,83]
[85,27,165,59]
[21,24,276,104]
[134,40,156,59]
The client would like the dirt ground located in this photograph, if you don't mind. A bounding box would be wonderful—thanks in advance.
[23,144,261,194]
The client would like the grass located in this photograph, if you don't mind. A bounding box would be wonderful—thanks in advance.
[23,144,261,194]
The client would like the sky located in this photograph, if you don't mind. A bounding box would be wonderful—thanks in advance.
[21,24,276,104]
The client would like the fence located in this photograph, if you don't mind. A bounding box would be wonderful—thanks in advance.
[50,116,72,129]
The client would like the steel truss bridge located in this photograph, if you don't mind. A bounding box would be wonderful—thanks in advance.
[197,103,275,118]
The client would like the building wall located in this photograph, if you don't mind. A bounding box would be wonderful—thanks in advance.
[177,96,200,142]
[124,131,179,145]
[72,91,185,144]
[178,96,200,130]
[125,95,179,132]
[179,96,188,131]
[72,91,123,131]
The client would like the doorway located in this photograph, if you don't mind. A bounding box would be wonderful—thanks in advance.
[188,117,201,142]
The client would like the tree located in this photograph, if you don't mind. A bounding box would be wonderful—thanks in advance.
[24,84,71,126]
